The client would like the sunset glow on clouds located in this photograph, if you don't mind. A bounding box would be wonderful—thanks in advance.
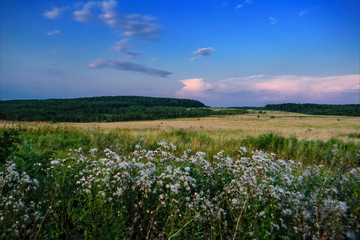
[177,78,213,97]
[177,74,359,106]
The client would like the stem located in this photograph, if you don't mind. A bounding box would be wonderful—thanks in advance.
[233,198,248,240]
[168,219,193,240]
[219,221,223,240]
[33,208,50,240]
[146,217,154,240]
[34,180,58,240]
[318,176,328,199]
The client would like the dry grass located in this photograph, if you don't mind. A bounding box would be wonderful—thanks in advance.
[1,111,359,142]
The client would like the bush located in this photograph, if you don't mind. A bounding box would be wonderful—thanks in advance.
[0,128,22,164]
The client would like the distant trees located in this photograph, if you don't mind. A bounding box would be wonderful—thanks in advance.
[264,103,360,117]
[0,96,247,122]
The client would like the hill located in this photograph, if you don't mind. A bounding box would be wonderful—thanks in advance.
[0,96,247,122]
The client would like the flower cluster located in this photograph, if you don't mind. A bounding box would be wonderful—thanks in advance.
[1,141,359,239]
[0,162,44,239]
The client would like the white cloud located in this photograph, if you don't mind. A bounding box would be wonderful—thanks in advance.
[177,74,359,105]
[269,16,279,25]
[189,57,198,63]
[50,49,61,54]
[73,1,100,22]
[193,47,215,57]
[88,59,172,77]
[235,0,252,9]
[73,0,161,40]
[299,10,307,17]
[47,29,61,36]
[111,39,139,59]
[43,7,66,19]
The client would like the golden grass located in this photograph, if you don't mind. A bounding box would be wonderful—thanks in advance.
[1,111,359,142]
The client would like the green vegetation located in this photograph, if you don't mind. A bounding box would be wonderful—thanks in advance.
[264,103,360,117]
[0,96,248,122]
[0,128,22,163]
[1,127,359,239]
[1,127,359,169]
[348,132,360,139]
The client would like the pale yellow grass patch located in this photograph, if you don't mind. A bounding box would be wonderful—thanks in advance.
[1,111,358,142]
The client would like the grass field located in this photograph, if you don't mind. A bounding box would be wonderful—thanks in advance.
[1,111,360,239]
[2,110,359,142]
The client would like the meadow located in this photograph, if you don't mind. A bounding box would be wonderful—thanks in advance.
[1,111,360,239]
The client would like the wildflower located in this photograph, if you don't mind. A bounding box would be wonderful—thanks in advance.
[99,191,105,197]
[338,201,348,213]
[282,209,292,216]
[349,168,357,175]
[50,160,59,165]
[231,198,239,205]
[170,185,178,194]
[89,148,98,154]
[33,179,39,187]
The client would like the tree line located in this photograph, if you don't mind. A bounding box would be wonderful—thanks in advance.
[0,96,247,122]
[263,103,360,116]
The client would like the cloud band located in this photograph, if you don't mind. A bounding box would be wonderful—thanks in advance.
[89,59,172,77]
[177,74,359,105]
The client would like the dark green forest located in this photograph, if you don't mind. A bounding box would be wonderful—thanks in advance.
[0,96,247,122]
[263,103,360,117]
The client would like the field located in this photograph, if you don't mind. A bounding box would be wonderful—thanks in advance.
[1,111,360,239]
[72,110,359,141]
[2,110,359,141]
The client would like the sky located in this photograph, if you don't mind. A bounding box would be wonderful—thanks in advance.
[1,0,359,107]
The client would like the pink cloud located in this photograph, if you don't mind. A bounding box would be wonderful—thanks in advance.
[177,74,359,106]
[255,80,298,92]
[177,78,212,97]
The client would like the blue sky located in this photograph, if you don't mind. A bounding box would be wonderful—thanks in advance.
[1,0,359,106]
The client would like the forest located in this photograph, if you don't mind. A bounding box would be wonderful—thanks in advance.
[263,103,360,116]
[0,96,247,122]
